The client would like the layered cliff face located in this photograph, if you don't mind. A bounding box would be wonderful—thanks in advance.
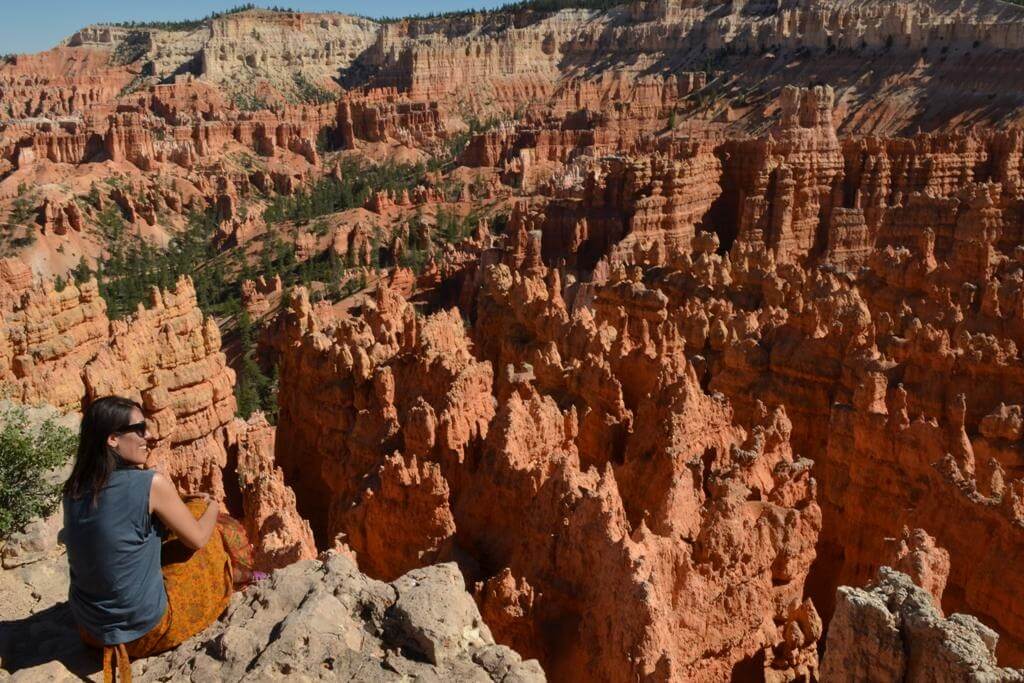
[0,48,130,121]
[0,277,107,409]
[62,10,378,102]
[5,0,1024,282]
[17,0,1024,139]
[198,11,378,94]
[1,95,332,170]
[718,85,844,262]
[503,138,724,272]
[355,0,1024,132]
[1,271,245,500]
[80,276,237,498]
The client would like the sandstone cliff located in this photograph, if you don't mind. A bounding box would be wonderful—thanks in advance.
[232,411,317,572]
[0,277,107,410]
[15,0,1024,138]
[82,276,236,499]
[0,272,245,502]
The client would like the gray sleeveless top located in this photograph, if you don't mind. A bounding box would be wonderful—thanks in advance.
[63,468,167,644]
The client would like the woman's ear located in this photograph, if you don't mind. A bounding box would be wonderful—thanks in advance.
[107,433,120,451]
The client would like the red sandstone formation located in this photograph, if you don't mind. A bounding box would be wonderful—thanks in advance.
[337,96,444,149]
[273,278,822,680]
[0,258,34,302]
[719,85,844,263]
[0,271,245,506]
[5,0,1024,281]
[39,198,84,235]
[883,527,951,611]
[232,412,317,571]
[82,277,237,499]
[335,452,457,581]
[0,277,107,409]
[241,275,283,318]
[499,139,723,272]
[0,47,131,121]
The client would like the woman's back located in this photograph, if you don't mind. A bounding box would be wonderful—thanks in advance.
[63,468,167,645]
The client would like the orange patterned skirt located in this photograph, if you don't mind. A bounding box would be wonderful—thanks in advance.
[79,500,253,682]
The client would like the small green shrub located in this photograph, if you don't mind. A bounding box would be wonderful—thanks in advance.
[9,184,37,226]
[292,74,336,105]
[231,92,272,112]
[111,32,150,65]
[0,407,77,541]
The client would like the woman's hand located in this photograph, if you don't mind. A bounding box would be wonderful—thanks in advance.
[150,475,219,550]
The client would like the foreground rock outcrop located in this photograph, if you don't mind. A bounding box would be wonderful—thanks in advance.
[0,534,543,682]
[822,567,1024,682]
[135,552,544,682]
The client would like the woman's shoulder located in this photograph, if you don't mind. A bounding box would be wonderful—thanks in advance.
[112,467,156,480]
[148,471,176,502]
[104,468,157,495]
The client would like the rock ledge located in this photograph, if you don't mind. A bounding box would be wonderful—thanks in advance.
[136,552,545,682]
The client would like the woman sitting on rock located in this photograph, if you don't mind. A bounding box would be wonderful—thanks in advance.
[63,396,255,682]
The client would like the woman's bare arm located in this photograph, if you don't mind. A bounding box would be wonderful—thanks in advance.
[149,473,218,550]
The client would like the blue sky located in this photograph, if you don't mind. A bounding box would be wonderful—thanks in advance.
[1,1,506,55]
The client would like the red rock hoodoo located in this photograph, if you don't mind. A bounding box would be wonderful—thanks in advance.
[273,280,822,680]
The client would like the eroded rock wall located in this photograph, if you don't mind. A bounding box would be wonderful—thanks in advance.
[82,276,236,499]
[0,277,108,410]
[3,3,1024,680]
[274,274,822,681]
[232,411,318,572]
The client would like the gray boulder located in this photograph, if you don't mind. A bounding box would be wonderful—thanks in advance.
[136,552,545,682]
[821,567,1024,682]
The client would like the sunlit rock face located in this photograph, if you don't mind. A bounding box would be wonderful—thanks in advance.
[822,566,1024,683]
[271,276,823,681]
[81,276,237,499]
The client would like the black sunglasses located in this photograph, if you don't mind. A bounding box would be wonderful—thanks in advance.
[116,421,147,436]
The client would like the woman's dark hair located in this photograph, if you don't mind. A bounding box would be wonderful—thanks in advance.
[64,396,143,503]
